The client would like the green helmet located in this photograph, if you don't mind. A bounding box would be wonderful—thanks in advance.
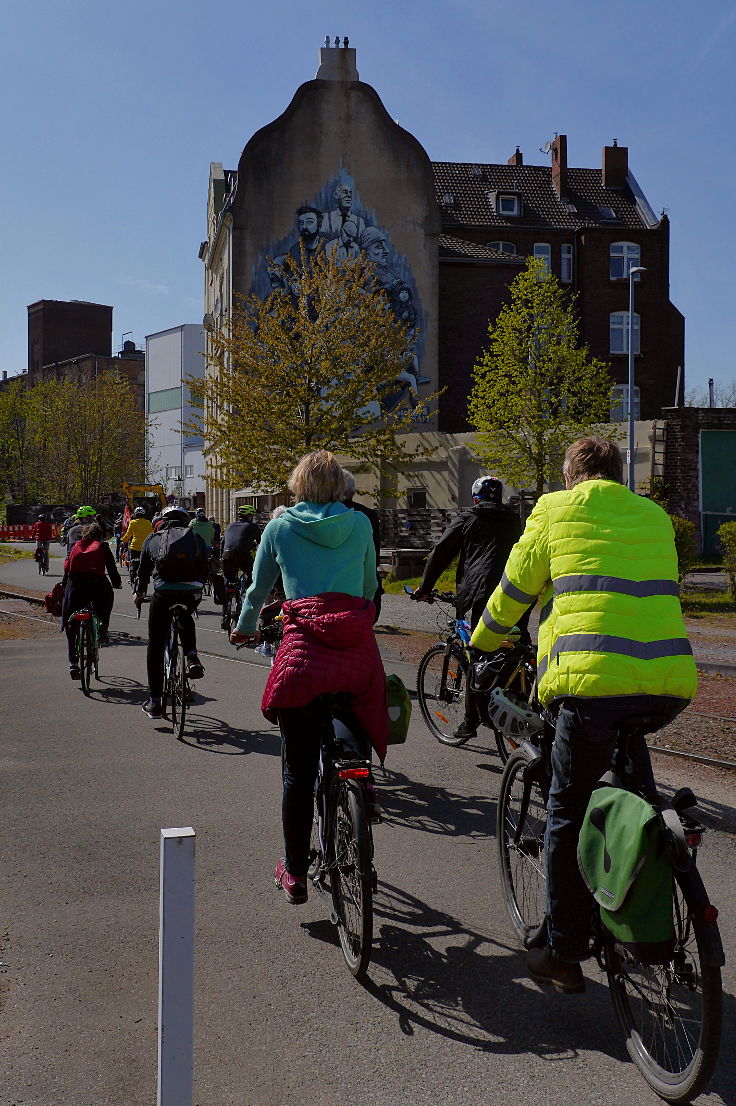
[238,505,256,517]
[77,505,96,518]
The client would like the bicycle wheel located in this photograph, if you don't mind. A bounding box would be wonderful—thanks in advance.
[173,642,189,739]
[416,644,469,746]
[604,864,722,1103]
[331,780,373,977]
[497,748,548,942]
[80,622,94,696]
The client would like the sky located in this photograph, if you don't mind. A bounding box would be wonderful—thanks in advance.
[1,0,735,398]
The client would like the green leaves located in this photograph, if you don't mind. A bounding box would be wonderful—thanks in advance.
[468,257,619,496]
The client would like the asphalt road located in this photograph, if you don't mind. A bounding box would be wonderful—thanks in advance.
[1,550,735,1105]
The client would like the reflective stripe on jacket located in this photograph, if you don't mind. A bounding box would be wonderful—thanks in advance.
[470,479,698,705]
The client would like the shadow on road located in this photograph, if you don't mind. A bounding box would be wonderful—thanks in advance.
[376,766,496,838]
[175,713,281,757]
[89,674,147,705]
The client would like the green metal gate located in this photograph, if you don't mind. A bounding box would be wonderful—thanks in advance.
[700,430,736,555]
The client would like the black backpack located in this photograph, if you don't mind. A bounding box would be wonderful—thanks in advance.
[154,526,200,583]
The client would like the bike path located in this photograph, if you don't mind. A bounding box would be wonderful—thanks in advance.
[1,627,735,1105]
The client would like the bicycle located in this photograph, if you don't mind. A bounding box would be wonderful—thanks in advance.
[128,550,140,594]
[408,587,535,761]
[161,601,195,739]
[70,605,100,696]
[495,690,724,1103]
[35,542,50,576]
[221,570,250,635]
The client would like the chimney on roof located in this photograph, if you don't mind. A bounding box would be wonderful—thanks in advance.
[602,139,628,189]
[508,146,523,167]
[316,36,359,80]
[550,134,567,199]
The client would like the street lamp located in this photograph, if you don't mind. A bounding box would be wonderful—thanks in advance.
[627,265,646,491]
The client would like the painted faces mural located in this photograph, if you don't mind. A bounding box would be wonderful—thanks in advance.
[252,171,430,422]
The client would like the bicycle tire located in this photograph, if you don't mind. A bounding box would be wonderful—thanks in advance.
[604,863,723,1103]
[165,627,179,728]
[174,641,188,740]
[416,644,469,746]
[497,748,548,942]
[331,780,373,978]
[79,622,94,696]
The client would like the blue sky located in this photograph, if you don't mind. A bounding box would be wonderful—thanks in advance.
[2,0,734,397]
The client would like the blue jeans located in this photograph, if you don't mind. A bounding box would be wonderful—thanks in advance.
[545,695,683,961]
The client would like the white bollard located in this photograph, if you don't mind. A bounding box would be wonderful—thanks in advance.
[158,827,195,1106]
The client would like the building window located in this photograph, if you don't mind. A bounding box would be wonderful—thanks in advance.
[184,464,194,477]
[561,243,573,283]
[533,243,551,275]
[487,241,516,254]
[407,488,427,509]
[442,193,454,205]
[610,242,641,280]
[166,465,182,480]
[611,384,641,421]
[148,386,182,413]
[610,312,640,354]
[497,193,521,216]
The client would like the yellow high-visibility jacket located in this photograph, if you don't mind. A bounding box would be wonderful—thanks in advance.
[121,517,153,552]
[470,479,698,706]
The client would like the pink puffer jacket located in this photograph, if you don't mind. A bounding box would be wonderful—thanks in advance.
[261,593,388,762]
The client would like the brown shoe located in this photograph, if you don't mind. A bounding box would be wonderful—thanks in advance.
[527,946,585,994]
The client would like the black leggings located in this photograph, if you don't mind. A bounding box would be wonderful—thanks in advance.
[146,590,199,699]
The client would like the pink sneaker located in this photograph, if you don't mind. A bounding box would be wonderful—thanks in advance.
[274,858,308,905]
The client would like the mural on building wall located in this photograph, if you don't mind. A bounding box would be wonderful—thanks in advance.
[252,170,430,422]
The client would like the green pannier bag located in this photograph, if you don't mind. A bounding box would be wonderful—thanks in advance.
[386,673,412,745]
[578,785,675,965]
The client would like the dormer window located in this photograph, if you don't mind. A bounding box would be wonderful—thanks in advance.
[487,241,517,254]
[597,205,619,222]
[442,193,454,205]
[497,192,521,216]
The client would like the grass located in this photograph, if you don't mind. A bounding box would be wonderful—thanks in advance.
[680,589,735,616]
[0,543,34,565]
[382,567,457,595]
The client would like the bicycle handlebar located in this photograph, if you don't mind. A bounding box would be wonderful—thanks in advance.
[404,584,457,605]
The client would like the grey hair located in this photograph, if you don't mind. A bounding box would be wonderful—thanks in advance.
[341,469,356,497]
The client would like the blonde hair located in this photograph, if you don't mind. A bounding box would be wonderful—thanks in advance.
[288,450,347,504]
[563,437,623,487]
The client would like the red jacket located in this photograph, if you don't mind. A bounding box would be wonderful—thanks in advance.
[261,593,388,762]
[31,520,54,541]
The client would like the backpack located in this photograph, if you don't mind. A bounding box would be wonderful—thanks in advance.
[578,785,675,964]
[154,526,200,583]
[44,581,64,617]
[67,540,105,575]
[386,674,412,745]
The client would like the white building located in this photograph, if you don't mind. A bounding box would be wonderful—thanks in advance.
[145,325,206,510]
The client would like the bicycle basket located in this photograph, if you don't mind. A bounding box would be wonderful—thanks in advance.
[486,687,544,741]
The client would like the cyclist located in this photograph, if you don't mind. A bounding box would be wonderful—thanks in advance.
[342,470,383,622]
[220,505,260,629]
[229,450,387,906]
[60,512,76,547]
[61,519,122,677]
[134,505,209,719]
[121,507,152,585]
[412,475,525,740]
[65,506,97,551]
[471,437,697,994]
[112,513,124,562]
[189,507,214,550]
[31,514,54,569]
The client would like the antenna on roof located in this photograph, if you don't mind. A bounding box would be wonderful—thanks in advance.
[540,133,558,155]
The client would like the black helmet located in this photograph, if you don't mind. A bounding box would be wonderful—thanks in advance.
[162,505,189,526]
[471,476,503,502]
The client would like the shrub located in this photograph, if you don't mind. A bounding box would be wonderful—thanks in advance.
[669,515,697,581]
[717,521,736,597]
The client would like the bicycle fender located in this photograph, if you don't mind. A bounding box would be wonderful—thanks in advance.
[678,864,726,968]
[518,739,544,765]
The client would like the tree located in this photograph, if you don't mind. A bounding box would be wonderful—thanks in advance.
[468,257,618,497]
[0,373,147,506]
[685,379,736,408]
[190,247,438,493]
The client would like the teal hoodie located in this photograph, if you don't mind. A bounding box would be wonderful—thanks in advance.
[236,501,377,635]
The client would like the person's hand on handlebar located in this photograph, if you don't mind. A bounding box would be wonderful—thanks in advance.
[410,587,431,602]
[230,629,260,647]
[133,593,144,610]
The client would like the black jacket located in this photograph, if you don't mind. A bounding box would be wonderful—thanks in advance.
[137,522,209,594]
[420,502,522,616]
[222,519,260,555]
[344,497,382,596]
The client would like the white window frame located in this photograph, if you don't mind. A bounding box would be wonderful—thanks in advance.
[611,384,641,421]
[610,311,640,355]
[561,243,573,283]
[497,193,521,216]
[610,241,641,281]
[533,243,551,275]
[487,241,517,254]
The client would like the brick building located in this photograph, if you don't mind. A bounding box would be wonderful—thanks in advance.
[435,135,683,430]
[661,407,736,553]
[25,299,145,410]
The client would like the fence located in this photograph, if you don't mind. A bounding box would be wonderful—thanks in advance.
[0,524,61,542]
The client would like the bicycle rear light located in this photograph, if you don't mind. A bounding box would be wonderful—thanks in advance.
[703,904,719,924]
[686,830,704,849]
[339,767,370,780]
[73,611,91,621]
